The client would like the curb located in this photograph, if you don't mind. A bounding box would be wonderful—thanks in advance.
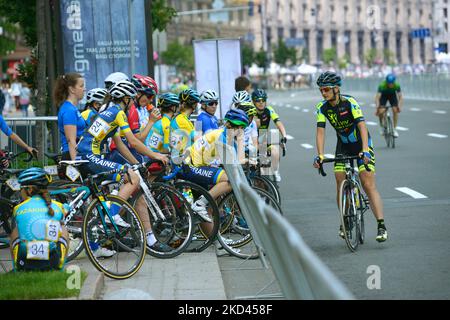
[78,270,104,300]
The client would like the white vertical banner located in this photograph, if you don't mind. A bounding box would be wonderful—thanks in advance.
[194,39,242,119]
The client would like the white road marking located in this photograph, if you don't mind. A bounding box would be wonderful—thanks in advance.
[396,126,409,131]
[427,133,448,138]
[302,109,310,113]
[410,108,421,111]
[433,110,447,114]
[324,154,335,159]
[301,143,314,149]
[285,135,294,140]
[286,104,292,108]
[370,103,376,107]
[366,121,378,126]
[290,93,296,98]
[395,187,428,199]
[294,106,300,110]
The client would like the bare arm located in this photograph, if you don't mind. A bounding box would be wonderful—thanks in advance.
[375,93,381,107]
[9,133,37,155]
[136,108,160,142]
[357,121,369,152]
[316,126,326,157]
[63,125,78,160]
[275,121,287,138]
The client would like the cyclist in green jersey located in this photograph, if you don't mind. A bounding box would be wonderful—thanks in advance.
[375,74,403,137]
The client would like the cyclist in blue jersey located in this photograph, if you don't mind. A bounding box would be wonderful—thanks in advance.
[81,88,108,127]
[55,73,86,161]
[197,90,219,134]
[10,168,69,271]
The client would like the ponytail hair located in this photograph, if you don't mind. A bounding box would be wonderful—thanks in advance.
[54,73,83,109]
[25,186,55,217]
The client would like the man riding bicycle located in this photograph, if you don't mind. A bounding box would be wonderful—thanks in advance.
[375,73,403,137]
[313,71,388,242]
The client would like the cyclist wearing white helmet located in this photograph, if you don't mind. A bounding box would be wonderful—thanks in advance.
[232,90,252,106]
[104,72,129,90]
[82,88,108,127]
[197,89,219,134]
[77,80,169,250]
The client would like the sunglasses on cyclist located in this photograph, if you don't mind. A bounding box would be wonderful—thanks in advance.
[254,99,266,103]
[207,101,218,106]
[319,86,335,93]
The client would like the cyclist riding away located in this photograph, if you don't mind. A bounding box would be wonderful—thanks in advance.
[10,168,69,271]
[252,89,287,183]
[313,71,388,242]
[375,73,403,137]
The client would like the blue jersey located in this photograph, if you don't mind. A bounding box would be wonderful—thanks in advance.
[58,101,86,153]
[13,196,66,250]
[145,114,172,153]
[197,111,219,134]
[0,115,13,137]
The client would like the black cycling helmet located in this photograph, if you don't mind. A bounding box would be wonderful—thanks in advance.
[252,89,268,101]
[316,71,342,87]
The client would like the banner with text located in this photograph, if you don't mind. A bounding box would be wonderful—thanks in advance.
[59,0,148,91]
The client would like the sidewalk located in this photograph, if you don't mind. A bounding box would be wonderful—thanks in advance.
[68,246,227,300]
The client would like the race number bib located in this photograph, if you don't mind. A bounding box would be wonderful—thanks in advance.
[26,241,50,260]
[88,117,111,139]
[148,133,163,149]
[6,178,21,191]
[44,165,58,176]
[46,220,61,242]
[66,165,80,182]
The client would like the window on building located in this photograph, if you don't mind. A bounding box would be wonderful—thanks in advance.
[444,8,448,19]
[290,28,297,39]
[445,22,449,33]
[278,27,284,39]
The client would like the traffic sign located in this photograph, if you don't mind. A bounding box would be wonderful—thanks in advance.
[411,28,431,39]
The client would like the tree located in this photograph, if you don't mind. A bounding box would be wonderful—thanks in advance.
[152,0,177,32]
[273,39,297,66]
[0,0,37,47]
[0,21,20,57]
[242,44,254,68]
[161,41,194,72]
[364,48,378,68]
[255,48,267,68]
[383,49,395,66]
[323,48,337,66]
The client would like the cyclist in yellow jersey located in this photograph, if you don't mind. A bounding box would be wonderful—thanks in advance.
[313,71,387,242]
[170,89,201,158]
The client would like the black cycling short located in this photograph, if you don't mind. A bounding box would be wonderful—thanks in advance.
[12,239,67,271]
[334,139,375,173]
[379,93,398,107]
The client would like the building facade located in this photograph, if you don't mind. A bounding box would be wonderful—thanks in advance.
[165,0,439,66]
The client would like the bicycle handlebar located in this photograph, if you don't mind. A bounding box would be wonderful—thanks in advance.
[2,150,34,163]
[318,155,371,177]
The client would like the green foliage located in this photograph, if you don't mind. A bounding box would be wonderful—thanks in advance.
[323,48,337,65]
[0,0,37,47]
[152,0,177,32]
[161,41,194,72]
[242,44,254,67]
[255,48,267,68]
[273,40,297,66]
[0,21,19,56]
[364,48,378,68]
[338,54,350,69]
[383,49,395,66]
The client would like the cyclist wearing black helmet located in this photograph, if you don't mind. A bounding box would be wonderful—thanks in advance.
[313,71,388,243]
[252,88,287,183]
[375,73,402,137]
[10,168,69,271]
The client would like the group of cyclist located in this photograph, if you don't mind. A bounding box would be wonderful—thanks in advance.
[5,71,288,271]
[5,67,396,273]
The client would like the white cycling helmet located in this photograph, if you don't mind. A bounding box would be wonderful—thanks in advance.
[104,72,129,89]
[232,90,252,104]
[200,89,219,103]
[86,88,108,104]
[108,80,137,99]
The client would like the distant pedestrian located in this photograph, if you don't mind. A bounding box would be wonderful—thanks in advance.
[10,79,21,111]
[19,83,31,117]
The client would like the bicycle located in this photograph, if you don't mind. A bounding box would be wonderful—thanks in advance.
[318,155,371,252]
[49,161,146,279]
[382,107,396,148]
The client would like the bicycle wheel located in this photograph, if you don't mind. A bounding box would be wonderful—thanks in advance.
[173,181,220,253]
[48,182,86,262]
[0,198,14,249]
[217,188,281,259]
[339,180,359,252]
[250,175,281,205]
[83,195,146,280]
[132,182,195,259]
[387,113,395,148]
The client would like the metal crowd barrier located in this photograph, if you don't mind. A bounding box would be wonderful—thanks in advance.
[216,141,354,300]
[0,116,59,167]
[343,73,450,101]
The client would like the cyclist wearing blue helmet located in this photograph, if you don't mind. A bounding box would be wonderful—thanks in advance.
[10,168,69,271]
[313,71,388,243]
[375,73,402,137]
[179,109,249,223]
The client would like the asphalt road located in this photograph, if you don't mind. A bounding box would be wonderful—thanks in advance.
[267,88,450,299]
